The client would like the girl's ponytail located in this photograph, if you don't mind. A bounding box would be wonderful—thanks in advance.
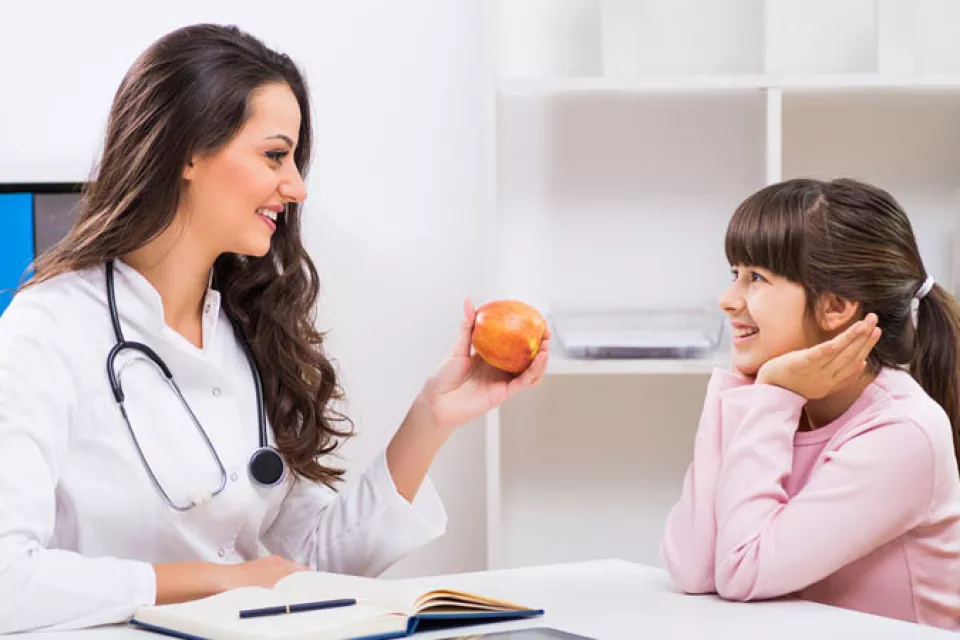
[910,282,960,469]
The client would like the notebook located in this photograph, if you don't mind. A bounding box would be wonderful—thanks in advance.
[129,570,544,640]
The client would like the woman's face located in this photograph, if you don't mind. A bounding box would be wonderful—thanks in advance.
[180,81,307,258]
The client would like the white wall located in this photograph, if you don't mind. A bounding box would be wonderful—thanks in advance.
[0,0,490,577]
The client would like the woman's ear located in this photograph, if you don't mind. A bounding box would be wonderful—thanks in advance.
[816,293,861,333]
[182,159,196,181]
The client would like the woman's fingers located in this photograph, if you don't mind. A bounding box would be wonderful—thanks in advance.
[505,332,551,396]
[450,298,477,358]
[526,330,551,383]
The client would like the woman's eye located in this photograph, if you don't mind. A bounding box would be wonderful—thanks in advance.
[751,271,767,283]
[266,150,288,162]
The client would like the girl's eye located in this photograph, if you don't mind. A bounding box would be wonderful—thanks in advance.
[266,150,288,162]
[730,267,768,283]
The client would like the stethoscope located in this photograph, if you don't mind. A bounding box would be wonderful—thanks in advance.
[105,260,286,511]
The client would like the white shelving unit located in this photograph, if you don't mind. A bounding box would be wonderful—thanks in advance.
[547,353,728,376]
[482,0,960,571]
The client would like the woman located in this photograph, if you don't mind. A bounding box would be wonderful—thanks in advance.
[0,24,549,633]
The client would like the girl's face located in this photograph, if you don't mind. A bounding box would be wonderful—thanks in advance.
[718,265,822,376]
[180,81,307,259]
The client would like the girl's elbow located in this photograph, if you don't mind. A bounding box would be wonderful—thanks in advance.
[714,556,763,602]
[715,563,790,602]
[661,538,718,595]
[673,574,717,595]
[714,576,755,602]
[664,559,717,595]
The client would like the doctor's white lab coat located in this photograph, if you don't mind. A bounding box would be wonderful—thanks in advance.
[0,260,447,633]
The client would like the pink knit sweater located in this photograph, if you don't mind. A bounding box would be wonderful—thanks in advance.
[662,367,960,630]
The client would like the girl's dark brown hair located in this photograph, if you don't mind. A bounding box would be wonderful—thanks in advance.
[725,177,960,466]
[24,23,353,486]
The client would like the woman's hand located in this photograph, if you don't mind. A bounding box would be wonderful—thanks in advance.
[219,555,310,591]
[420,298,550,432]
[386,299,551,503]
[755,313,881,399]
[154,556,310,605]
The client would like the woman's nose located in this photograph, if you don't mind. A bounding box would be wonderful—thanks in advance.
[280,169,307,203]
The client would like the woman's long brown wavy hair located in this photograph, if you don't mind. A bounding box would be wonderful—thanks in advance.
[725,178,960,470]
[23,23,353,487]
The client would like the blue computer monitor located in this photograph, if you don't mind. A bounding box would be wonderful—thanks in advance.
[0,183,84,315]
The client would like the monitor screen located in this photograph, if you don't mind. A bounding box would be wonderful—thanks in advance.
[0,183,83,314]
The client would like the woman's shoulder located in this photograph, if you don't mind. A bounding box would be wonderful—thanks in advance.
[0,266,105,341]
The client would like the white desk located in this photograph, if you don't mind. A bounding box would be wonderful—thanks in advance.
[16,559,952,639]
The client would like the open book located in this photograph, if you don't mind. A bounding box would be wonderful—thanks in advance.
[130,570,544,640]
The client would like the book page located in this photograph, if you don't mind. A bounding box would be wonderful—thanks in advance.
[134,586,407,640]
[414,589,535,614]
[274,570,416,614]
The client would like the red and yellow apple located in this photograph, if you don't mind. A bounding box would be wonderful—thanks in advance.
[471,300,547,374]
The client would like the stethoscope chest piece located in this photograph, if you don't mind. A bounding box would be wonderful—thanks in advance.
[249,446,286,486]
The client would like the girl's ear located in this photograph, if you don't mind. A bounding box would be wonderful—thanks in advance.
[815,292,861,333]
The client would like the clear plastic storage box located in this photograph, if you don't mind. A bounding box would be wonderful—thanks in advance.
[551,307,726,360]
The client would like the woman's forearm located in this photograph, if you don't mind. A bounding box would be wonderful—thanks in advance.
[386,395,452,503]
[153,561,229,605]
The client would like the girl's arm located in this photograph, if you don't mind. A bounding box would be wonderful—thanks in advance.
[661,368,752,593]
[712,383,935,601]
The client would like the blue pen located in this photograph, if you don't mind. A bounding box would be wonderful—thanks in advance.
[239,597,358,619]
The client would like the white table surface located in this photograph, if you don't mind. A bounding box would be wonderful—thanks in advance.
[14,559,951,639]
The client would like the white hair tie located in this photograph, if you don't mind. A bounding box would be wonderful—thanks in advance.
[916,275,935,300]
[911,274,935,329]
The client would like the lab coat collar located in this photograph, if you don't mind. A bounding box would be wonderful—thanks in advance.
[111,259,223,354]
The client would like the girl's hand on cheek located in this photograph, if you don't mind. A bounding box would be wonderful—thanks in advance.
[755,313,881,399]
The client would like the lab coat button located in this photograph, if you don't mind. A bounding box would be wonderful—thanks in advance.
[230,472,239,482]
[218,548,226,558]
[212,387,221,397]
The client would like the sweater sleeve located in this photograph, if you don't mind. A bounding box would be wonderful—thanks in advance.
[660,368,753,594]
[713,384,935,601]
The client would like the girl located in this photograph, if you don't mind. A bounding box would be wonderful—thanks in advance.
[0,24,549,633]
[661,178,960,630]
